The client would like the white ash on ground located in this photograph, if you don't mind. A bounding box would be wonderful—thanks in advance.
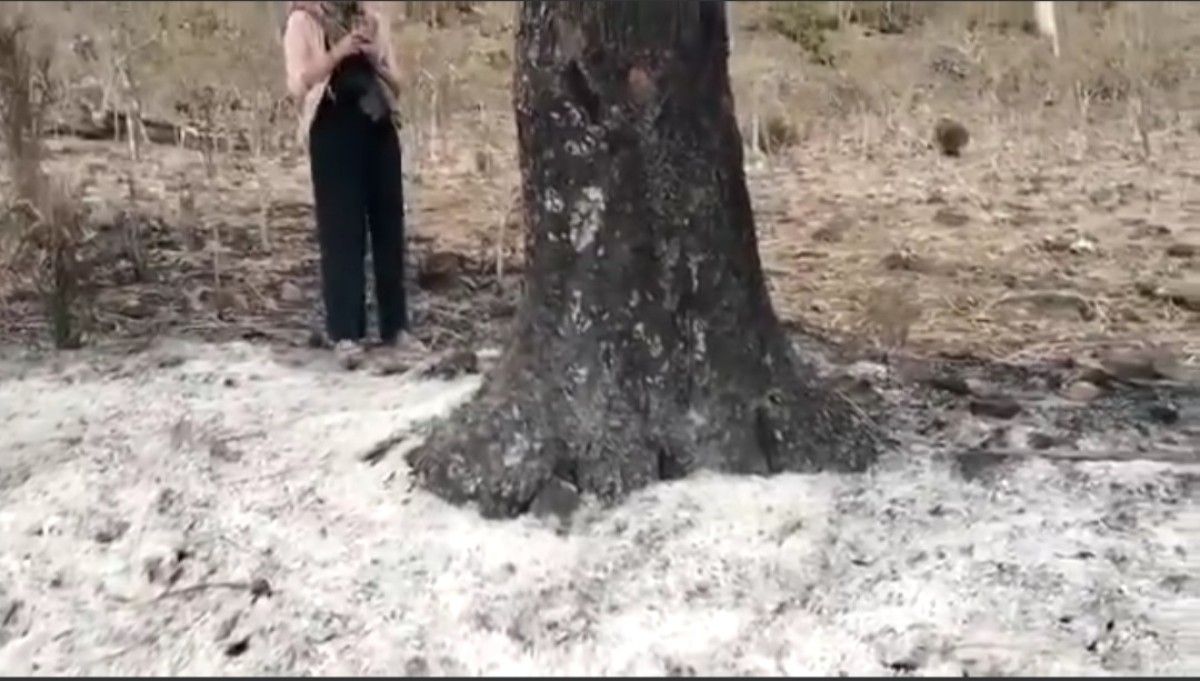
[0,340,1197,676]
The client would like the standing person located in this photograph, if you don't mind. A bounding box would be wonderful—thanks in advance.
[282,1,422,369]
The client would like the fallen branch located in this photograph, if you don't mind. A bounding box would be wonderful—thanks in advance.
[359,420,436,465]
[146,577,272,605]
[958,446,1199,465]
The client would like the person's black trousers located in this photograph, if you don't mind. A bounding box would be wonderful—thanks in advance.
[308,97,407,344]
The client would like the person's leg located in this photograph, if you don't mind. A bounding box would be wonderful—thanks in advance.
[364,119,409,344]
[309,103,370,345]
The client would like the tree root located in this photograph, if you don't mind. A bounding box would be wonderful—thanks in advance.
[406,351,882,519]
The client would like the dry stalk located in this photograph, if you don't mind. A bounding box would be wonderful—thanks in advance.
[210,216,223,303]
[199,88,219,180]
[107,27,155,162]
[178,183,200,251]
[493,184,521,285]
[121,167,149,282]
[1132,94,1151,161]
[428,76,442,165]
[747,80,763,164]
[247,92,278,251]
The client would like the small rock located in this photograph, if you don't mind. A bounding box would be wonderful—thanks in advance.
[880,249,937,274]
[932,207,970,227]
[1042,233,1098,255]
[279,282,304,303]
[934,117,970,157]
[249,578,272,602]
[812,215,851,243]
[1128,220,1171,239]
[1062,381,1103,403]
[1160,574,1189,593]
[0,598,27,647]
[223,636,250,658]
[876,626,937,674]
[925,373,972,396]
[372,356,412,377]
[1160,279,1200,312]
[94,519,131,544]
[1027,431,1058,450]
[969,395,1022,420]
[665,660,698,677]
[1099,348,1171,382]
[117,299,155,319]
[1041,234,1073,253]
[1068,235,1098,255]
[155,487,179,514]
[209,440,242,463]
[422,349,480,379]
[953,450,1014,483]
[1165,242,1197,258]
[156,355,186,369]
[843,361,889,386]
[1134,280,1162,299]
[405,656,431,677]
[306,328,329,349]
[2,598,22,628]
[1146,403,1180,425]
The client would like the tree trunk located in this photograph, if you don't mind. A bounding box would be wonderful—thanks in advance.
[407,0,881,518]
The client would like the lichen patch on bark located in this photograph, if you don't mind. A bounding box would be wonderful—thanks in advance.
[569,186,604,252]
[627,66,655,105]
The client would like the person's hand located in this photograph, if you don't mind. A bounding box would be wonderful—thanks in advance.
[351,14,385,64]
[329,27,370,63]
[360,38,385,69]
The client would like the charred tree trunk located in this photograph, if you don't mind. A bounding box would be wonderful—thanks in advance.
[407,1,880,518]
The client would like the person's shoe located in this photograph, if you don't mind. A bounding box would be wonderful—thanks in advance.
[333,339,365,370]
[372,331,428,376]
[388,330,429,354]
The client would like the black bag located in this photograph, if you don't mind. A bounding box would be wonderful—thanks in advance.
[331,56,390,122]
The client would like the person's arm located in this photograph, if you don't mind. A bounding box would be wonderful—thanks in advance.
[284,10,338,99]
[362,1,401,97]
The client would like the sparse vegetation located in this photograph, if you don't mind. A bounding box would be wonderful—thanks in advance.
[0,3,1198,674]
[0,12,52,199]
[0,10,89,348]
[0,0,1194,359]
[761,3,841,65]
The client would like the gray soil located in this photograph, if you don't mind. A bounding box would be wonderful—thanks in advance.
[0,336,1197,676]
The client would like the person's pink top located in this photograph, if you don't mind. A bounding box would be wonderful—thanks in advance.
[282,1,399,147]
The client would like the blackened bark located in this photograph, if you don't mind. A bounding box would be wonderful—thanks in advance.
[406,0,881,518]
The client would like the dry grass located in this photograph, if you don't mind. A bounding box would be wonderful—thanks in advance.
[0,10,52,200]
[0,1,1194,364]
[0,8,91,349]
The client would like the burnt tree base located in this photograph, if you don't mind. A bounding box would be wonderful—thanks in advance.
[408,326,881,519]
[405,2,882,518]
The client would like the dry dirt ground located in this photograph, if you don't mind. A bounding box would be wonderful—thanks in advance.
[3,113,1199,360]
[2,3,1200,675]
